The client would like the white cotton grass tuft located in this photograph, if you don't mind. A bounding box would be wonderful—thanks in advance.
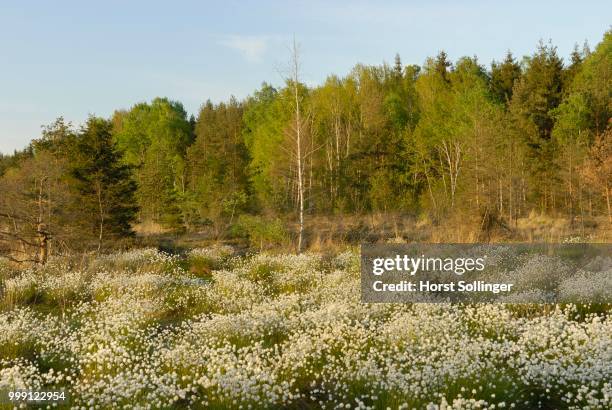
[0,247,609,409]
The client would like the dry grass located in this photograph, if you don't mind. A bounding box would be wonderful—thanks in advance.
[133,221,174,235]
[302,212,611,248]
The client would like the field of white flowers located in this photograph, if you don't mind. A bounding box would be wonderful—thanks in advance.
[0,246,610,409]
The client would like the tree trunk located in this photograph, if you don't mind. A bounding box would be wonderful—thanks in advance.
[606,185,611,224]
[37,223,48,264]
[97,181,104,253]
[291,38,305,254]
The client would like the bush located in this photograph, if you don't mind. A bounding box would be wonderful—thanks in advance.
[232,215,287,250]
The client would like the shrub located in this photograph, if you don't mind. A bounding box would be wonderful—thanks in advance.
[232,215,288,250]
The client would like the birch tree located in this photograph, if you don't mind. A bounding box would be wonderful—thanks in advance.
[288,38,307,252]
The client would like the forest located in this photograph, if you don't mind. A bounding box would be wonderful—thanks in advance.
[0,31,610,261]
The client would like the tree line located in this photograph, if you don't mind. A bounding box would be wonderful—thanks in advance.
[1,31,610,259]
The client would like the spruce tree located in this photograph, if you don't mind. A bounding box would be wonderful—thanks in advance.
[509,41,565,212]
[393,53,402,77]
[72,117,138,250]
[490,51,521,104]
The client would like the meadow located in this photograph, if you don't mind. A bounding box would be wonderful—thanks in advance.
[0,246,610,409]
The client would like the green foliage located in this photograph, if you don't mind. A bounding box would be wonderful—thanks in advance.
[245,261,281,285]
[563,30,611,136]
[0,147,34,177]
[511,41,564,139]
[309,75,361,212]
[509,41,566,210]
[2,30,611,253]
[113,98,192,227]
[490,52,521,104]
[71,117,138,242]
[410,54,505,217]
[549,30,611,217]
[232,215,287,250]
[183,98,250,233]
[242,83,299,211]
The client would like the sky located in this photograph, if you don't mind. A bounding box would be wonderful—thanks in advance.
[0,0,610,153]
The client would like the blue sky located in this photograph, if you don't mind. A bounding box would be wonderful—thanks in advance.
[1,0,610,153]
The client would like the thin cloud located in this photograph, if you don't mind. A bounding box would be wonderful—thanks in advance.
[220,35,268,62]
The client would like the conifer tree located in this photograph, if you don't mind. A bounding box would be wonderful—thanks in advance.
[72,117,138,250]
[509,41,565,212]
[490,51,521,104]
